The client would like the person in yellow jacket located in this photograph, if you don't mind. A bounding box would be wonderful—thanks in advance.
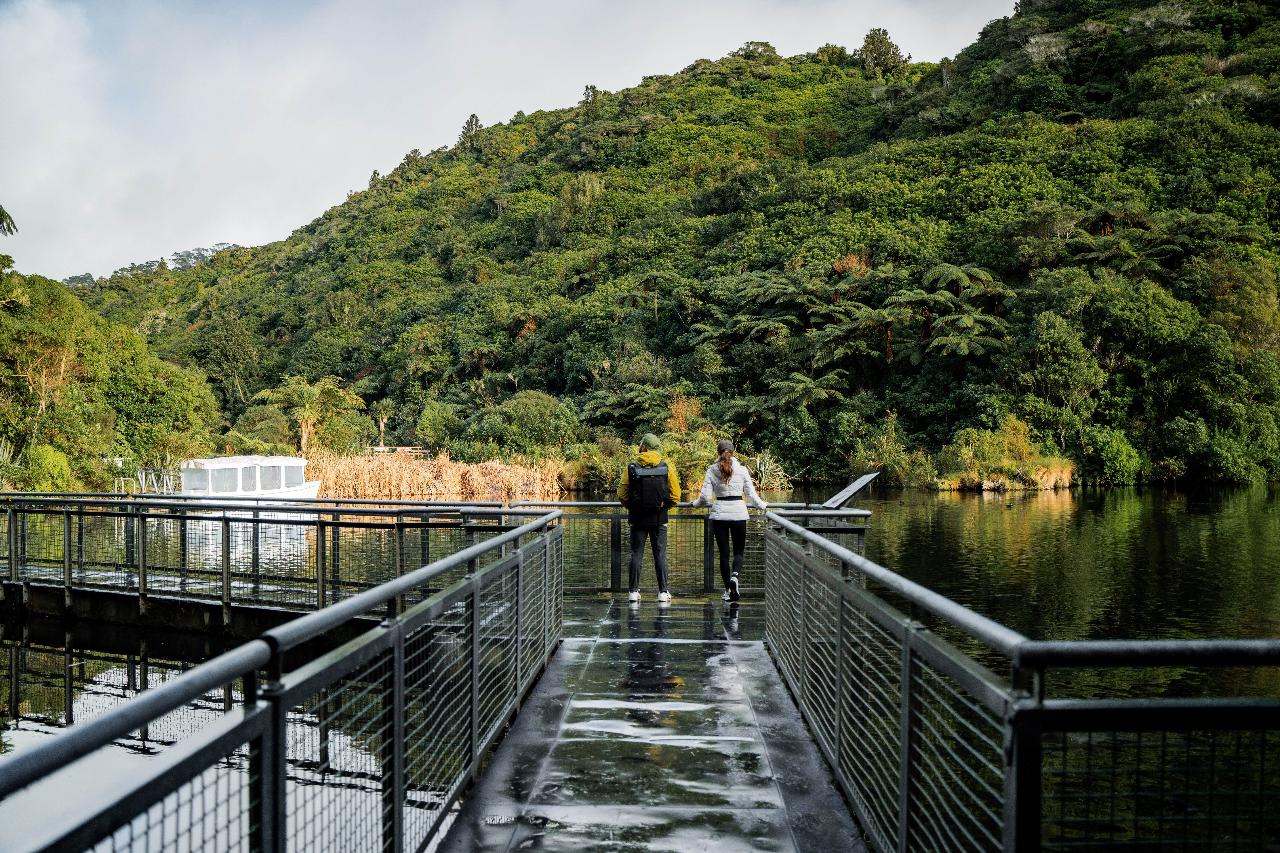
[617,433,681,603]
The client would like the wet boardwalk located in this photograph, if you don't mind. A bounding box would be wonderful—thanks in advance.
[441,596,865,852]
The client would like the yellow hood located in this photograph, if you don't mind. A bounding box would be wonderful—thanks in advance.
[636,450,663,467]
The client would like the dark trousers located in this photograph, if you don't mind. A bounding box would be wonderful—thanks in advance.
[628,524,669,592]
[712,519,747,589]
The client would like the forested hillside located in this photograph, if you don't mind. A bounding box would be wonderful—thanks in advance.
[0,255,219,489]
[73,0,1280,486]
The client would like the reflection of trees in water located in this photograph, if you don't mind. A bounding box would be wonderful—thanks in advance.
[860,486,1280,697]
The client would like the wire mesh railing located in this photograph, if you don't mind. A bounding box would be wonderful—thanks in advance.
[765,510,1280,852]
[0,496,532,620]
[0,510,564,853]
[509,499,865,593]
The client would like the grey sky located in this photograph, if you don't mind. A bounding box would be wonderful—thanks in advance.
[0,0,1015,280]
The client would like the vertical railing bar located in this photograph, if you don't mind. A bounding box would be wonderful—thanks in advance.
[898,621,919,853]
[75,505,84,582]
[138,506,148,615]
[17,508,26,578]
[1005,699,1042,851]
[178,512,188,592]
[246,666,276,853]
[62,506,72,609]
[394,515,406,615]
[7,506,18,587]
[330,514,342,603]
[609,515,622,592]
[383,621,406,853]
[316,519,327,610]
[469,579,481,775]
[515,546,524,695]
[702,516,714,593]
[251,509,261,595]
[220,513,231,626]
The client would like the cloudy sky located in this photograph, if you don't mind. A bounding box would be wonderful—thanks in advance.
[0,0,1014,280]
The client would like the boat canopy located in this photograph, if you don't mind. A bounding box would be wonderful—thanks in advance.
[179,455,309,495]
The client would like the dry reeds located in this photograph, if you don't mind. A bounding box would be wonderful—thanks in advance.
[306,451,562,502]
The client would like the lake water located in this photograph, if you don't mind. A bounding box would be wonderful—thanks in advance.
[849,485,1280,643]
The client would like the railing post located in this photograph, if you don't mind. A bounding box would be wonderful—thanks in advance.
[609,516,622,592]
[466,513,478,576]
[5,506,15,591]
[382,621,406,853]
[137,507,148,615]
[178,514,188,588]
[316,519,328,610]
[124,506,135,576]
[543,530,553,653]
[245,670,277,853]
[221,514,231,626]
[330,514,342,601]
[418,513,430,568]
[469,581,481,774]
[702,517,714,593]
[799,542,809,703]
[75,506,84,580]
[394,516,405,615]
[62,507,72,609]
[18,509,27,576]
[251,509,261,593]
[260,658,288,853]
[834,589,845,784]
[515,548,524,693]
[897,621,921,853]
[1004,693,1042,850]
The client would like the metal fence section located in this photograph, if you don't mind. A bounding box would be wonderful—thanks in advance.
[510,500,867,593]
[765,510,1280,852]
[0,510,565,853]
[0,497,526,618]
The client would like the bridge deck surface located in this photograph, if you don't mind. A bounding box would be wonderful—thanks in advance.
[441,595,865,852]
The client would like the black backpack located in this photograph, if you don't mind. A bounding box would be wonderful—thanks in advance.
[628,461,669,525]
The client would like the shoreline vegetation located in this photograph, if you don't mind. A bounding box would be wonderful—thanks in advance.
[305,451,561,503]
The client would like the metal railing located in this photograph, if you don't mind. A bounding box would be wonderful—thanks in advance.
[0,510,564,853]
[510,499,865,593]
[0,496,538,619]
[1,495,864,604]
[765,510,1280,852]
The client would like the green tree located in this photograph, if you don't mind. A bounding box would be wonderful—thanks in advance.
[253,375,364,454]
[858,28,907,75]
[370,398,394,447]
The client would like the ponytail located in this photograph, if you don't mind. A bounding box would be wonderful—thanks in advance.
[718,449,734,483]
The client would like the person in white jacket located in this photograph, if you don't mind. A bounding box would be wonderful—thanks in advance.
[691,439,767,602]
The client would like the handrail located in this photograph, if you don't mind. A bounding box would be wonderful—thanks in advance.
[771,508,871,518]
[1016,638,1280,668]
[261,510,561,653]
[0,640,271,799]
[0,492,504,508]
[510,500,813,508]
[767,510,1029,656]
[0,495,487,517]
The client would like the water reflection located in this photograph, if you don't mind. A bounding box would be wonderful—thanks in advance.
[858,485,1280,699]
[859,485,1280,643]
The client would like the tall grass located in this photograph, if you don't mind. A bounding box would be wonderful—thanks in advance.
[306,451,562,502]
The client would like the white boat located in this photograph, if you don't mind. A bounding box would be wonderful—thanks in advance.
[178,455,321,502]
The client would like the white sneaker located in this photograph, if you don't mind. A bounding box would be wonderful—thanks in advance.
[728,574,740,602]
[657,591,672,603]
[627,590,640,602]
[722,590,732,602]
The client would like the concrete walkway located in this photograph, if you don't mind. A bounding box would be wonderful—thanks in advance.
[440,596,865,852]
